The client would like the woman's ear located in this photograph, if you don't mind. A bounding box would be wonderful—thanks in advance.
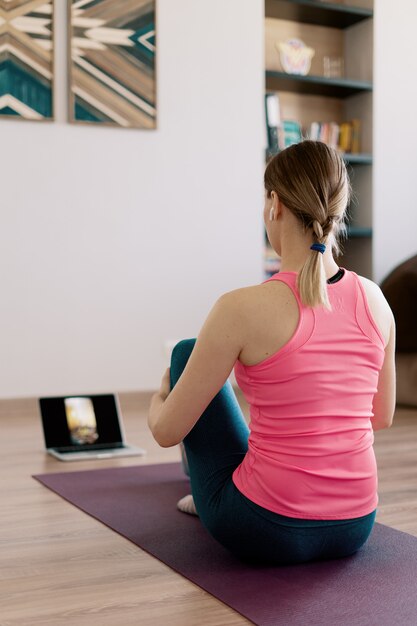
[269,191,282,221]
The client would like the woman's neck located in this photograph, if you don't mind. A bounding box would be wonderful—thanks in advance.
[280,253,339,277]
[273,211,340,279]
[279,234,339,279]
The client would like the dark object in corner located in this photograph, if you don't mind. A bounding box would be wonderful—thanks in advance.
[380,254,417,353]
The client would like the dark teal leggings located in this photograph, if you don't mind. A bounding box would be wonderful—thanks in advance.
[170,338,376,565]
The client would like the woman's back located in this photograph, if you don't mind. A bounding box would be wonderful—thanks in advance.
[232,269,388,519]
[236,269,391,368]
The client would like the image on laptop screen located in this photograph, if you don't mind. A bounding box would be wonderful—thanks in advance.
[64,397,99,445]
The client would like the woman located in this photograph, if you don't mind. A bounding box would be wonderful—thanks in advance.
[148,141,396,565]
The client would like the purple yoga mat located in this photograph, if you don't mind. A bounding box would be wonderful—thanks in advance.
[34,463,417,626]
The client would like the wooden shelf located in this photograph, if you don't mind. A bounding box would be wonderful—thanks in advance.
[265,0,373,29]
[344,154,372,165]
[347,226,372,238]
[266,71,372,98]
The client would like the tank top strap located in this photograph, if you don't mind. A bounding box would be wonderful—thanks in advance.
[260,272,315,361]
[351,271,386,348]
[263,272,303,307]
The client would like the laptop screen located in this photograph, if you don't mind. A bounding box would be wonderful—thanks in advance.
[39,394,124,449]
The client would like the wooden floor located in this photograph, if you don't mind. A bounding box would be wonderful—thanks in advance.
[2,392,417,626]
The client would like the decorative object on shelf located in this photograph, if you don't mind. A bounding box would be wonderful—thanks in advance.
[0,0,54,120]
[323,55,344,78]
[68,0,156,128]
[276,38,315,76]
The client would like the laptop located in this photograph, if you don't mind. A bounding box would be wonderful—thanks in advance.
[39,394,146,461]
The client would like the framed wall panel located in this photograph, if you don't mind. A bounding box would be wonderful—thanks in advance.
[0,0,54,120]
[68,0,156,128]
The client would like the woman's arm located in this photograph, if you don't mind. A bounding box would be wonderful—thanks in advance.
[371,314,396,431]
[358,276,396,431]
[148,292,246,447]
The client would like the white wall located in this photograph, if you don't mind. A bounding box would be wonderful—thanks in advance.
[373,0,417,283]
[0,0,265,399]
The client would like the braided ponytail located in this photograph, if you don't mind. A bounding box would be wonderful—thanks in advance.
[264,141,351,308]
[298,219,332,308]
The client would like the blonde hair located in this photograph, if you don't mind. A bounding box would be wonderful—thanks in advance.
[264,141,351,308]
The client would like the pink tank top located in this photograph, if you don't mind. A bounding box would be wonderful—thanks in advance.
[232,269,385,519]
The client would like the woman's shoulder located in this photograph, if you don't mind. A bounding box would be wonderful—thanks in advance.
[356,274,391,310]
[218,281,299,366]
[218,280,299,331]
[355,274,395,345]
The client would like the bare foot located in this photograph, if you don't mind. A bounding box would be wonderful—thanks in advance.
[177,494,198,516]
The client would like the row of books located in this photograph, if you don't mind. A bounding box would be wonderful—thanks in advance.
[265,93,362,154]
[307,120,361,153]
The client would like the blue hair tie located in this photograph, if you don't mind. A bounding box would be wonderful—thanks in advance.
[310,243,326,254]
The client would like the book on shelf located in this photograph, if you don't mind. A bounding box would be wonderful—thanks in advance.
[338,122,352,152]
[265,93,281,152]
[351,119,361,154]
[265,93,302,153]
[281,120,302,149]
[308,121,339,149]
[309,119,362,154]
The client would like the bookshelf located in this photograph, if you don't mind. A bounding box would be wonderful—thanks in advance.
[264,0,374,278]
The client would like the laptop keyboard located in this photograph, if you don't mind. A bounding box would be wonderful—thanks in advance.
[54,443,126,454]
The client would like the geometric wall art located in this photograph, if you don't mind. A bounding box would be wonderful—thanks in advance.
[68,0,156,128]
[0,0,54,120]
